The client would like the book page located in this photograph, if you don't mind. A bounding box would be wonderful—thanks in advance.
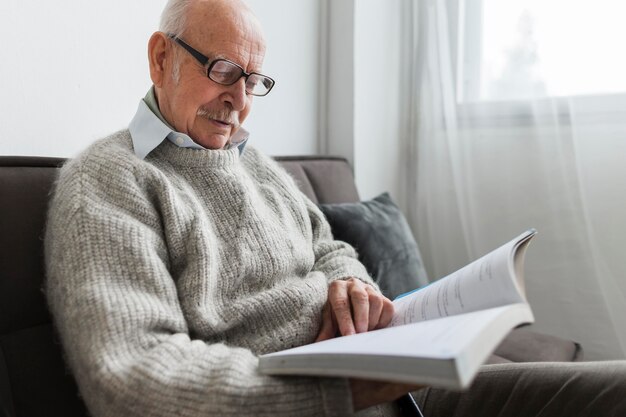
[390,230,535,327]
[262,304,532,359]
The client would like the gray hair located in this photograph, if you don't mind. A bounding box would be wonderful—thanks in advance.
[159,0,194,82]
[159,0,193,37]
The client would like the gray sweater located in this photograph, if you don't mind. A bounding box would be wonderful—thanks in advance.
[45,130,373,417]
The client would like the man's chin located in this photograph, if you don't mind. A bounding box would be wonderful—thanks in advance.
[191,134,230,150]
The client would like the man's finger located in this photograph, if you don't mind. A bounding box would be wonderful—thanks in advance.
[329,281,356,336]
[366,286,384,331]
[349,281,370,333]
[315,303,337,342]
[375,297,395,329]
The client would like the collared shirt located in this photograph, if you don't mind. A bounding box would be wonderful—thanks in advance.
[128,87,249,160]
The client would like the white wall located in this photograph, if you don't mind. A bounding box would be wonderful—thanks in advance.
[353,0,405,202]
[246,0,321,155]
[324,0,355,162]
[0,0,321,158]
[325,0,405,202]
[0,1,167,157]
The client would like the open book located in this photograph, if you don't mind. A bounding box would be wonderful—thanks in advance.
[259,229,537,390]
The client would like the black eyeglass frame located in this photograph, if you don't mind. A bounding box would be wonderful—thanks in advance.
[167,34,275,97]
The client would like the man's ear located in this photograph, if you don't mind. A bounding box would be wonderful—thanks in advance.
[148,32,169,87]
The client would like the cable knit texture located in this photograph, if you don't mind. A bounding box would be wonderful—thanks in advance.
[45,130,373,417]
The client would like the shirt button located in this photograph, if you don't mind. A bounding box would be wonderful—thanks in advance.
[175,136,185,146]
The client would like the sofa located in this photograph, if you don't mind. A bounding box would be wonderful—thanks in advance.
[0,155,582,417]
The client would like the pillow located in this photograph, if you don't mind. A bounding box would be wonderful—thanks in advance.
[319,193,429,299]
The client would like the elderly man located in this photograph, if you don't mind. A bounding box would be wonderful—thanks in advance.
[45,0,416,415]
[46,0,626,416]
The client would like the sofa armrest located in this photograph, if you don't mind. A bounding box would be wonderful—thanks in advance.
[489,327,583,364]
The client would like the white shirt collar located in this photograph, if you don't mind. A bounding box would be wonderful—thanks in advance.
[128,96,249,160]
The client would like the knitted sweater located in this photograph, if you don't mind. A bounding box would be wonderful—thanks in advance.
[45,130,373,417]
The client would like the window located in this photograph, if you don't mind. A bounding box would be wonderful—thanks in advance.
[458,0,626,103]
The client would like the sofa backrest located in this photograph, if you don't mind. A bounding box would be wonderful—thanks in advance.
[0,155,359,417]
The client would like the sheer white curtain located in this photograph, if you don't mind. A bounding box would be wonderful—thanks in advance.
[402,0,626,359]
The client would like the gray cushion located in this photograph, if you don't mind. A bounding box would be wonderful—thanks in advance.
[320,193,429,299]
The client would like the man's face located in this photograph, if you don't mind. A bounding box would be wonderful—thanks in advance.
[153,6,266,150]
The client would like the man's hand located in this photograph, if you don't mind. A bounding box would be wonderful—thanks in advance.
[315,280,425,411]
[315,278,394,342]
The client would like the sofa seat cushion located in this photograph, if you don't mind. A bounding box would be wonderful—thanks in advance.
[494,326,583,362]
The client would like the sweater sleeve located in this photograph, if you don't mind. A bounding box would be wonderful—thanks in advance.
[305,197,376,287]
[44,156,354,417]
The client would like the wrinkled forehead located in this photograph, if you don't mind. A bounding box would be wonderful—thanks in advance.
[184,1,266,71]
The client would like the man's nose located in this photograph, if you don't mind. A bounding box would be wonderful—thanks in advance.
[222,77,248,111]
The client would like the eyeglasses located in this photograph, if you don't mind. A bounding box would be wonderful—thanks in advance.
[167,34,275,97]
